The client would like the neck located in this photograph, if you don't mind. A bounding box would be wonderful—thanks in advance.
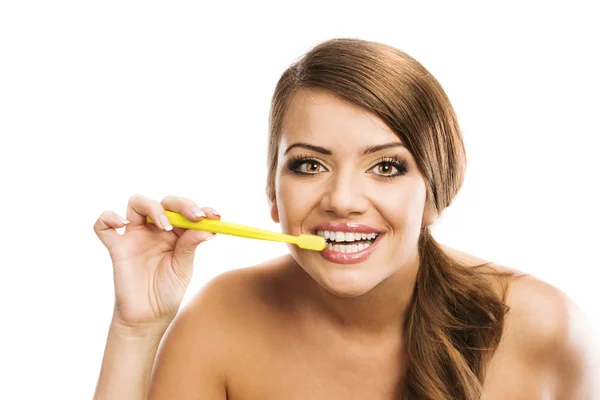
[292,249,420,341]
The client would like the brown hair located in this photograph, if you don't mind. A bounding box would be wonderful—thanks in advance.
[265,38,514,399]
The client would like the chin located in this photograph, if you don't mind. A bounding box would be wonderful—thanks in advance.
[289,248,386,297]
[316,268,381,298]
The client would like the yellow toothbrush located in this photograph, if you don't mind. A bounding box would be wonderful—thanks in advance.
[146,210,326,251]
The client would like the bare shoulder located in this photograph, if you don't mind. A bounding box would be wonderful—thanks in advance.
[505,273,594,356]
[149,255,294,399]
[173,253,295,342]
[186,253,297,318]
[504,275,567,352]
[487,271,599,399]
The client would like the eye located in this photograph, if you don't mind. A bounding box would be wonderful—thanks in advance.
[286,156,328,175]
[368,158,408,180]
[375,163,396,175]
[297,160,325,174]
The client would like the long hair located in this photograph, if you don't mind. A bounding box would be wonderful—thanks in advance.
[265,38,514,399]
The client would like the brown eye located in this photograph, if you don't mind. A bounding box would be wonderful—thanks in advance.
[376,163,396,175]
[368,158,408,180]
[307,162,320,172]
[296,160,326,174]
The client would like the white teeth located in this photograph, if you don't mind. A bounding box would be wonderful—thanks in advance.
[323,230,365,241]
[317,230,379,243]
[326,242,372,254]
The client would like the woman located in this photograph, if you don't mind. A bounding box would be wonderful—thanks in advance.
[93,38,597,399]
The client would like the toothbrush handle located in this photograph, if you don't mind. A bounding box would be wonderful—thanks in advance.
[155,211,299,245]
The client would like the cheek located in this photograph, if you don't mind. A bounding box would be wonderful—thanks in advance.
[276,177,312,230]
[374,180,427,228]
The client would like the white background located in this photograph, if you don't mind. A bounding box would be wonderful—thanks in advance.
[1,1,598,398]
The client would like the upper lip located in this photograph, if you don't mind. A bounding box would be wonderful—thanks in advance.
[310,221,381,234]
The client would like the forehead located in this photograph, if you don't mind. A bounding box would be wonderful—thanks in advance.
[280,89,401,151]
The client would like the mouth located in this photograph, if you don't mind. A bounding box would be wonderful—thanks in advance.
[316,230,380,253]
[309,223,384,264]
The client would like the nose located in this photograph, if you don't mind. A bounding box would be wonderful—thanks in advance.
[320,169,369,218]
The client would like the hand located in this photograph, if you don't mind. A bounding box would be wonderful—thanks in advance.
[94,194,220,330]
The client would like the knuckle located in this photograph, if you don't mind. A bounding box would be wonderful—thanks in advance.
[98,210,113,220]
[183,198,196,208]
[161,195,195,209]
[153,204,167,218]
[161,194,175,203]
[129,193,143,203]
[94,210,112,230]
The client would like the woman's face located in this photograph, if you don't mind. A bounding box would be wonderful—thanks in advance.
[272,89,435,297]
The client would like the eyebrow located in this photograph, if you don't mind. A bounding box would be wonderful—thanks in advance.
[283,142,405,156]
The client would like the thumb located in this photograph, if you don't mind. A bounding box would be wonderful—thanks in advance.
[172,229,215,271]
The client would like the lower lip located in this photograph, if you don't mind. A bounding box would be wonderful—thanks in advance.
[318,234,383,264]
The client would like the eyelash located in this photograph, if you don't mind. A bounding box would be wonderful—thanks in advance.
[285,155,409,181]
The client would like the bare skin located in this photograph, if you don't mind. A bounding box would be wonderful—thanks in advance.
[93,194,597,400]
[149,250,597,399]
[94,88,597,399]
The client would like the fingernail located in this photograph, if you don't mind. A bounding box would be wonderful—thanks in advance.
[121,219,130,225]
[212,210,221,217]
[204,234,215,241]
[191,206,206,218]
[159,214,173,231]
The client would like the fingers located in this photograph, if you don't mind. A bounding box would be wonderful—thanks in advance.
[126,194,174,231]
[172,229,216,273]
[105,194,221,238]
[203,207,221,219]
[160,195,221,222]
[94,210,129,249]
[158,196,221,272]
